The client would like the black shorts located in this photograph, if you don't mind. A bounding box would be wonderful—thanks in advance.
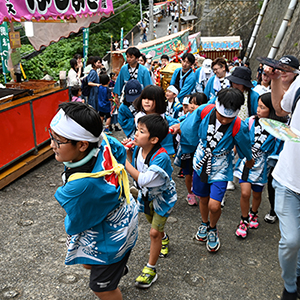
[98,111,111,119]
[89,250,131,292]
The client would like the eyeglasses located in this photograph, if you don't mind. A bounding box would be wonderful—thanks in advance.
[48,128,72,148]
[213,66,222,72]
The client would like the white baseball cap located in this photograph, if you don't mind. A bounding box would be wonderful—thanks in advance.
[182,96,190,105]
[202,59,212,74]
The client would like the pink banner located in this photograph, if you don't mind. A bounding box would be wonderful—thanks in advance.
[0,0,114,24]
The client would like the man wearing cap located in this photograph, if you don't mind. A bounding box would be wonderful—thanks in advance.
[170,53,196,103]
[114,47,152,104]
[118,80,142,139]
[265,55,300,300]
[194,58,214,93]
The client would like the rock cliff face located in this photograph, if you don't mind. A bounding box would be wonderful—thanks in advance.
[248,0,300,70]
[193,0,260,57]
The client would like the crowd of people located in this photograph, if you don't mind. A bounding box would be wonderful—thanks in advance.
[60,48,300,300]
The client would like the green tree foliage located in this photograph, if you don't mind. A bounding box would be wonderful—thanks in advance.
[1,2,140,84]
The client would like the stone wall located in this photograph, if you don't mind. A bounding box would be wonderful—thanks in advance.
[248,0,300,70]
[193,0,260,56]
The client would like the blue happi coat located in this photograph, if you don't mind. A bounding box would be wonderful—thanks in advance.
[204,75,230,101]
[132,147,177,218]
[234,116,276,184]
[55,135,138,266]
[113,64,152,96]
[118,103,135,138]
[135,112,179,155]
[180,104,252,183]
[170,67,196,103]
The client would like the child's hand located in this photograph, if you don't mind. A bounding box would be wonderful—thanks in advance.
[245,158,255,169]
[170,123,181,135]
[121,138,134,150]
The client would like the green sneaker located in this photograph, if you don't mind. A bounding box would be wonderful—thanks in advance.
[135,266,158,289]
[159,234,169,258]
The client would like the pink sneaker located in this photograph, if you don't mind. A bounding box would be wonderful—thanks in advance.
[186,193,198,206]
[235,220,249,238]
[249,212,259,229]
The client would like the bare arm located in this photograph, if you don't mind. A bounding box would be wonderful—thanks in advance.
[125,160,139,182]
[264,66,289,117]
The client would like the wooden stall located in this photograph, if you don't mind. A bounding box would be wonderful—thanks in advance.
[0,85,69,189]
[199,36,242,61]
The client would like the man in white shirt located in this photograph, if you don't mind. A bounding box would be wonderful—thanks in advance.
[265,55,300,300]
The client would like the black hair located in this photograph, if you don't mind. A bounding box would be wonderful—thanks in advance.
[181,52,195,65]
[86,56,94,66]
[259,93,288,122]
[110,72,116,78]
[100,68,107,75]
[133,85,166,114]
[125,47,141,58]
[161,54,169,61]
[138,114,169,143]
[140,54,147,64]
[70,58,77,70]
[189,92,208,106]
[73,54,82,60]
[71,85,81,97]
[217,88,244,111]
[58,102,102,152]
[212,57,229,72]
[91,56,102,67]
[100,74,110,85]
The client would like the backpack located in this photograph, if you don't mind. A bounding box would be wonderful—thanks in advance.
[200,104,241,137]
[81,76,91,97]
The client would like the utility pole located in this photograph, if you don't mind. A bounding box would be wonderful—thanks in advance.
[149,0,154,40]
[139,0,143,22]
[178,0,181,31]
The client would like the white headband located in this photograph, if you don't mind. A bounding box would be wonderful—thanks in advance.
[50,108,100,143]
[167,85,179,95]
[215,99,239,118]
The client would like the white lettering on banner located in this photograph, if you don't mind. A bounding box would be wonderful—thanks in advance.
[25,0,100,15]
[26,0,51,15]
[5,0,17,15]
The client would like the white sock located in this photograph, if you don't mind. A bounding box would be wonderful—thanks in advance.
[147,263,156,269]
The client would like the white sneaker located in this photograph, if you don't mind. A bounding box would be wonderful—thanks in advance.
[221,197,226,208]
[226,181,235,191]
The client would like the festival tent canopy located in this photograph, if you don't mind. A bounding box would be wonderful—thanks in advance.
[200,36,242,52]
[0,0,114,50]
[112,29,190,61]
[199,36,242,61]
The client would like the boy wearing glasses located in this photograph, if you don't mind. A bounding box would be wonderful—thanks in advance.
[49,102,138,300]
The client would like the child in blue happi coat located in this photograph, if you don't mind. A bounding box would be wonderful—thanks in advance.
[133,85,179,155]
[50,102,138,300]
[234,92,287,238]
[118,80,142,139]
[171,88,254,253]
[175,92,208,206]
[165,84,182,119]
[125,114,177,289]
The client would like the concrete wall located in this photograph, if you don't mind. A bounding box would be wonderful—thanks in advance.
[193,0,260,57]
